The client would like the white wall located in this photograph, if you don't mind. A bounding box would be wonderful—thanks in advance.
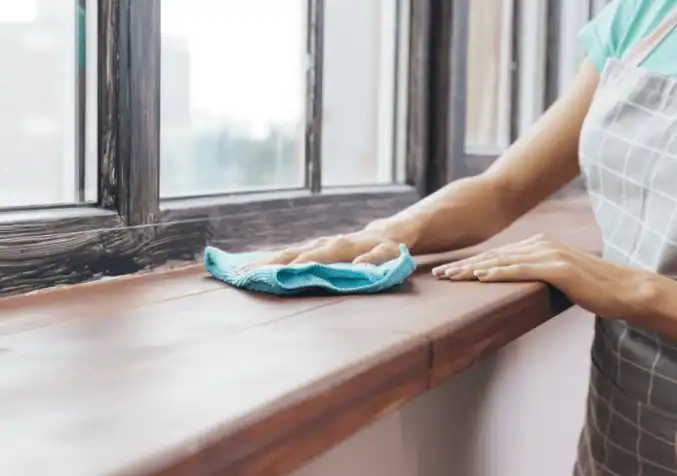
[293,307,595,476]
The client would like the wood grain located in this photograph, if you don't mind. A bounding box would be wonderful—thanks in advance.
[0,189,418,298]
[429,283,568,383]
[155,343,429,476]
[0,325,427,476]
[117,0,161,227]
[0,0,424,299]
[0,200,601,476]
[99,0,120,210]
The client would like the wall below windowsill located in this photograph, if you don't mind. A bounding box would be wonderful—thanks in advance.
[0,196,600,476]
[293,305,595,476]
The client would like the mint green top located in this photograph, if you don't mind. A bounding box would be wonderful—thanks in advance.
[579,0,677,77]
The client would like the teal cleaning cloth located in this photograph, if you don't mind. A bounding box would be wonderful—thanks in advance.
[204,244,416,296]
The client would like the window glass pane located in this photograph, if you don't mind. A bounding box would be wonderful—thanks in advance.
[465,0,513,153]
[0,0,94,208]
[160,0,306,198]
[321,0,404,187]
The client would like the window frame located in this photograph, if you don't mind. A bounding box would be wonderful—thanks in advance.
[1,0,448,297]
[7,0,586,297]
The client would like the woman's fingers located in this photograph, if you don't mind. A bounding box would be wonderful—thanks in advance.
[289,235,360,265]
[289,247,340,265]
[433,242,542,279]
[473,263,561,282]
[431,235,544,277]
[433,234,572,282]
[237,238,327,272]
[353,242,401,265]
[438,249,553,280]
[236,230,403,272]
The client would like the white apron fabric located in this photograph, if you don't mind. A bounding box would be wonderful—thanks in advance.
[575,7,677,476]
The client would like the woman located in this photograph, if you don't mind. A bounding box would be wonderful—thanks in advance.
[250,1,677,474]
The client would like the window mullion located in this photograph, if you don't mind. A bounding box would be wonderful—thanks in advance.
[445,0,470,183]
[114,0,161,227]
[98,0,120,212]
[305,0,324,194]
[427,0,470,192]
[405,0,432,196]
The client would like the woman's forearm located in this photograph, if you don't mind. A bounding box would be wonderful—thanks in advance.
[370,175,513,254]
[370,59,602,255]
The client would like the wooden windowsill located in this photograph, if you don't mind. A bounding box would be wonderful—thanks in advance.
[0,197,600,476]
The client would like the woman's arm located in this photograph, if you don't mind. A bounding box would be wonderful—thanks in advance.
[382,59,601,254]
[430,232,677,340]
[247,59,601,267]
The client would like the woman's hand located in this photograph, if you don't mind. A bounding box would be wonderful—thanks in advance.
[431,234,656,319]
[238,228,406,273]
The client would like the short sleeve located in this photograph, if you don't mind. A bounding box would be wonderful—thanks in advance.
[579,0,677,72]
[579,1,625,71]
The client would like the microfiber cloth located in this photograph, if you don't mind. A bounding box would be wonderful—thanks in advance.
[204,244,416,296]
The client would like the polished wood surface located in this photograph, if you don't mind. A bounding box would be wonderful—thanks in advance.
[0,199,600,476]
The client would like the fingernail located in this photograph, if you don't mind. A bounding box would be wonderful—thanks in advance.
[444,267,459,277]
[473,270,488,278]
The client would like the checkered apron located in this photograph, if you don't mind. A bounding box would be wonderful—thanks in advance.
[574,8,677,476]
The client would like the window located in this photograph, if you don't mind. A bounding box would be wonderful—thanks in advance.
[159,0,408,197]
[0,0,593,298]
[0,0,422,298]
[0,0,97,208]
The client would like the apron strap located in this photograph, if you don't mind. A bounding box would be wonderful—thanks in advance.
[624,5,677,67]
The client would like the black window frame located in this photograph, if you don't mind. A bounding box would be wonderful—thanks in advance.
[0,0,480,298]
